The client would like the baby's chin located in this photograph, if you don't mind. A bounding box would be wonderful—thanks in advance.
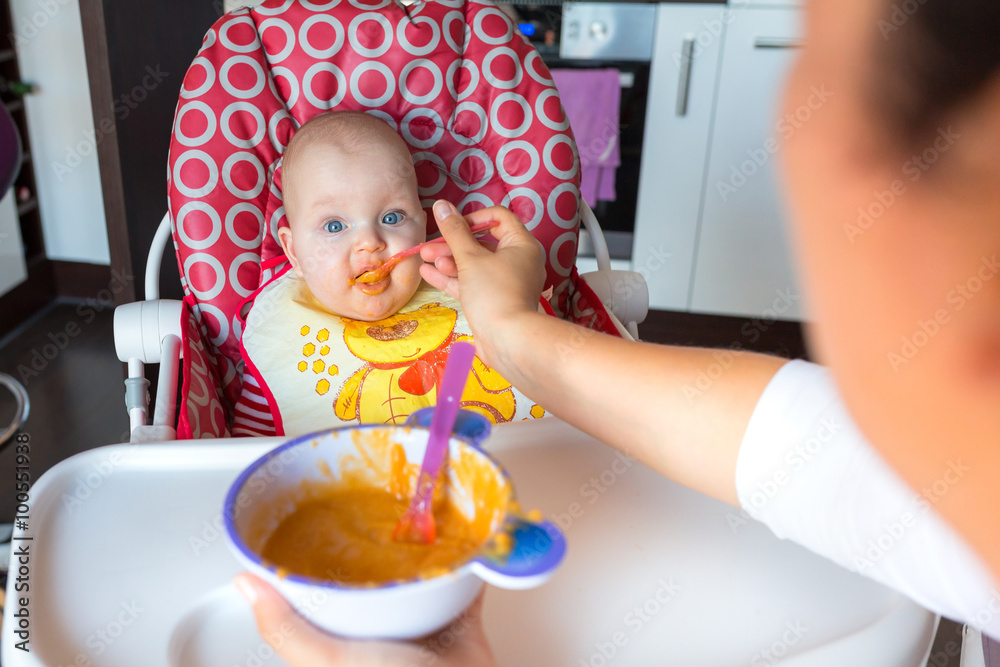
[324,280,422,322]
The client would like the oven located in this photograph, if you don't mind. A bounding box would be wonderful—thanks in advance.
[495,1,658,270]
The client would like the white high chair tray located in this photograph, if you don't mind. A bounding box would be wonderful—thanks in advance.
[4,419,936,666]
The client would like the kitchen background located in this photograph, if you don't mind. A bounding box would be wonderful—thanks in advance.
[0,0,965,663]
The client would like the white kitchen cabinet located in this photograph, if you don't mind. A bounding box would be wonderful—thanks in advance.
[631,4,727,312]
[690,6,804,319]
[633,4,805,320]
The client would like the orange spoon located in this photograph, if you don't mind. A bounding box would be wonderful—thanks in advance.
[354,220,499,284]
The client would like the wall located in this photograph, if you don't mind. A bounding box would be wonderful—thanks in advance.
[0,189,27,294]
[10,0,109,265]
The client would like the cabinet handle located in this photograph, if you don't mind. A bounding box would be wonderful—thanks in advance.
[675,37,695,117]
[753,37,804,49]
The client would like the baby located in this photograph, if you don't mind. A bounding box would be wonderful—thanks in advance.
[233,111,545,436]
[276,111,427,322]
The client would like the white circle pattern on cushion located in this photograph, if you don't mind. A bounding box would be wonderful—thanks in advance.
[269,67,300,109]
[490,91,531,138]
[450,148,493,191]
[547,181,580,229]
[441,11,465,54]
[412,151,448,196]
[299,14,345,59]
[303,61,348,109]
[200,28,218,53]
[400,107,444,149]
[348,0,393,9]
[173,150,219,198]
[502,187,544,230]
[198,301,231,347]
[448,100,487,146]
[259,18,296,63]
[177,201,223,250]
[175,101,217,147]
[168,0,589,395]
[457,192,493,214]
[219,16,261,53]
[482,46,522,90]
[184,252,227,300]
[270,205,286,243]
[222,152,266,199]
[496,140,539,185]
[350,61,396,107]
[180,57,216,99]
[226,202,265,249]
[348,13,393,57]
[445,59,478,101]
[524,50,553,86]
[472,7,512,45]
[255,0,295,15]
[219,55,266,99]
[549,231,576,277]
[397,15,440,56]
[534,88,570,131]
[267,108,297,152]
[543,133,579,180]
[221,102,267,148]
[400,59,443,106]
[229,251,261,298]
[301,0,342,10]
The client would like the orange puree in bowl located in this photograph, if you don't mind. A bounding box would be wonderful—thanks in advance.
[256,431,513,586]
[260,488,483,584]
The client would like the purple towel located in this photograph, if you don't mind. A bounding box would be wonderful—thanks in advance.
[550,68,621,207]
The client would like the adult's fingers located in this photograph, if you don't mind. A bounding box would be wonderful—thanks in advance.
[462,206,534,248]
[420,242,453,263]
[433,200,487,260]
[434,255,459,278]
[419,262,460,299]
[234,573,344,666]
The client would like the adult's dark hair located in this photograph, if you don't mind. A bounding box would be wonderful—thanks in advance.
[875,0,1000,147]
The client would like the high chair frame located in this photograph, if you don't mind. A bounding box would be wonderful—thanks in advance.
[114,203,648,442]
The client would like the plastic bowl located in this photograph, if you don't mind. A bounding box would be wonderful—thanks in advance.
[223,409,566,639]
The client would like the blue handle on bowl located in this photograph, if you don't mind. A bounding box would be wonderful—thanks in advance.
[405,407,491,449]
[470,518,566,590]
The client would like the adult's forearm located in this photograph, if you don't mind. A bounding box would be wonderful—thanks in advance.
[491,312,788,506]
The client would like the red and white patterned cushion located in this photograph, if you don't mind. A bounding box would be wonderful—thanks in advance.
[166,0,619,438]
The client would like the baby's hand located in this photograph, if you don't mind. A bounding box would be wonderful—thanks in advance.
[420,202,546,370]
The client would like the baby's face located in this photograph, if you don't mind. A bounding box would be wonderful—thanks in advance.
[278,141,426,321]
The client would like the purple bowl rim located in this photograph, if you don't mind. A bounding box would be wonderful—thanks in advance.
[223,423,518,591]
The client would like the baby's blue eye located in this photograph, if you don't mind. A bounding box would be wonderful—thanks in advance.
[381,212,403,226]
[323,220,345,234]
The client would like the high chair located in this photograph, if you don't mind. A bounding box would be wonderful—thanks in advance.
[113,0,648,443]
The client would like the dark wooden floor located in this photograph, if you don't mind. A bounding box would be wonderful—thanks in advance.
[0,301,129,521]
[0,302,962,664]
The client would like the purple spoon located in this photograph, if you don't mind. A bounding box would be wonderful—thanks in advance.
[393,341,476,544]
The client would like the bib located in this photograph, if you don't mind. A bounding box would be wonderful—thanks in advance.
[234,271,545,436]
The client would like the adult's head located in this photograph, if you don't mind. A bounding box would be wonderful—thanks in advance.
[781,0,1000,570]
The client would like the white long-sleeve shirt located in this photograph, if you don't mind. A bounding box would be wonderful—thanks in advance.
[735,360,1000,640]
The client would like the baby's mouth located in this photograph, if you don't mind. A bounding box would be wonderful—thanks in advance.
[353,264,389,295]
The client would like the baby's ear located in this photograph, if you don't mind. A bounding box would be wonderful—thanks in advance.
[277,226,303,277]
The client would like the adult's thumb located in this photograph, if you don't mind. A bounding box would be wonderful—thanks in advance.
[234,573,343,665]
[433,200,483,258]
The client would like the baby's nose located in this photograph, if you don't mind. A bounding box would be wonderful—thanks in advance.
[354,226,387,253]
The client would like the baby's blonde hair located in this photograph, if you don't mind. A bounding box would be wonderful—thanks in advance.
[281,111,416,220]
